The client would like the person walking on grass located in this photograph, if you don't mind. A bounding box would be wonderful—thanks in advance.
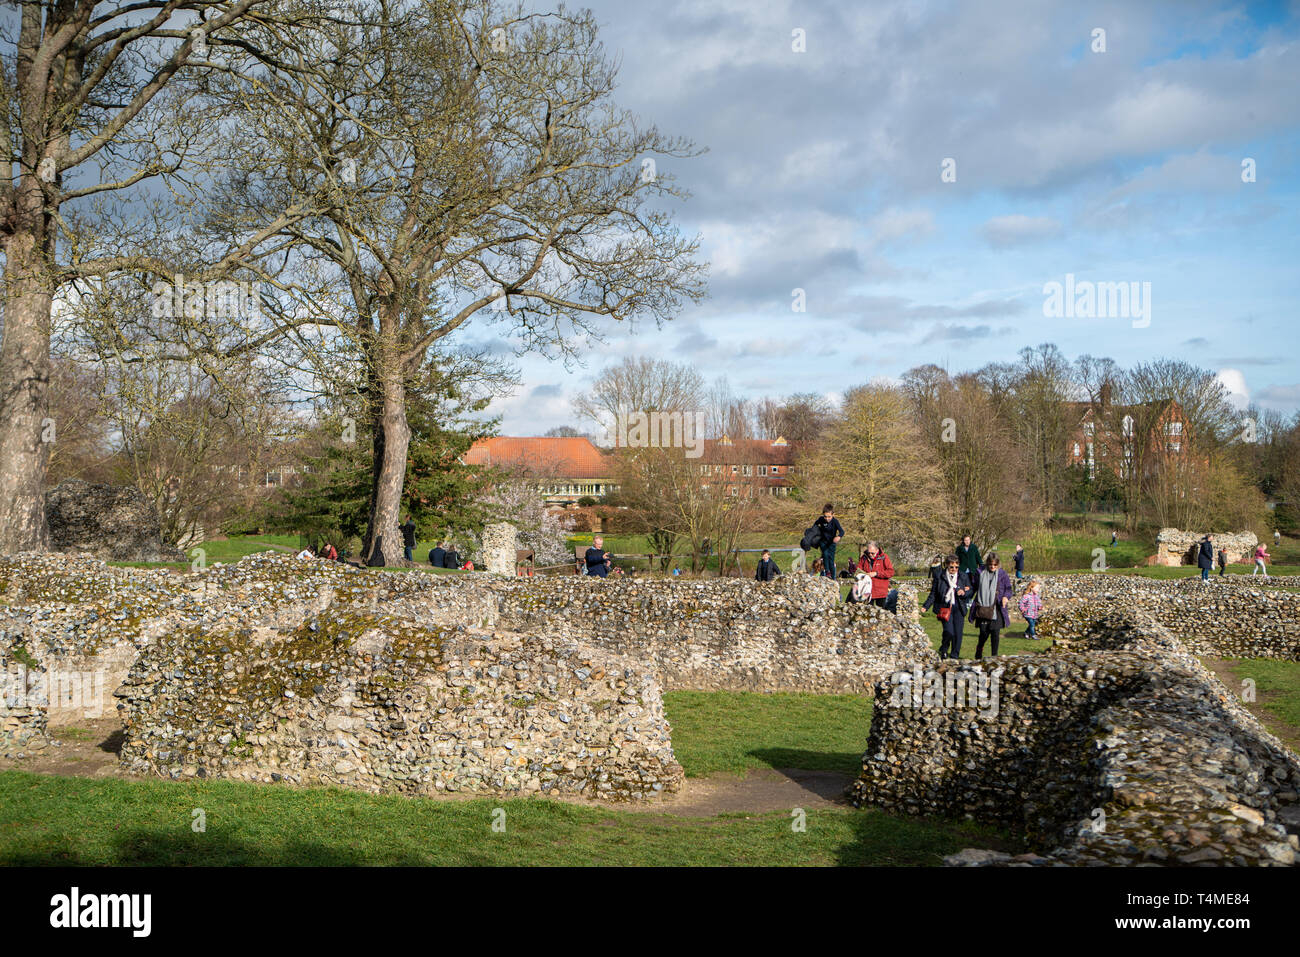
[923,554,971,660]
[1253,542,1271,579]
[857,541,895,608]
[1018,579,1043,639]
[1198,534,1214,582]
[956,534,981,581]
[814,504,844,580]
[755,549,782,582]
[1013,544,1025,580]
[970,552,1013,659]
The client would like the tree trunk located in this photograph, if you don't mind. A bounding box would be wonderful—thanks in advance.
[361,373,411,565]
[0,227,54,554]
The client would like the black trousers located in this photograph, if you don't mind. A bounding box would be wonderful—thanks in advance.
[938,614,964,659]
[975,620,1001,659]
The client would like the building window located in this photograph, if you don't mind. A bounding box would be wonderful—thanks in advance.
[742,464,752,476]
[1072,443,1080,458]
[758,465,768,476]
[1167,421,1183,437]
[1122,415,1134,438]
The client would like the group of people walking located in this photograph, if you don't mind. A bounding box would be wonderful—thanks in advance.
[921,543,1042,660]
[1197,533,1273,580]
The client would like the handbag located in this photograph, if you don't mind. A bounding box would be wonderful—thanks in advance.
[975,604,996,620]
[937,605,951,622]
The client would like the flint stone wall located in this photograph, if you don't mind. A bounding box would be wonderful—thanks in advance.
[481,523,518,576]
[1030,573,1300,661]
[475,573,932,694]
[1152,528,1257,566]
[115,609,684,800]
[850,607,1300,866]
[45,480,185,563]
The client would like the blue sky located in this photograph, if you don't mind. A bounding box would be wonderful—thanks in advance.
[458,0,1300,433]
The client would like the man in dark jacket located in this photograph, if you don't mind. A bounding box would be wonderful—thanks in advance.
[399,515,417,562]
[814,504,844,580]
[1198,534,1214,581]
[428,542,446,568]
[755,549,781,582]
[1013,544,1025,579]
[923,554,972,660]
[585,536,611,577]
[956,535,981,579]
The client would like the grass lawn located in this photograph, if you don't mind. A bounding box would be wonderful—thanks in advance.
[663,691,871,777]
[0,690,1016,866]
[0,770,1011,866]
[1229,658,1300,733]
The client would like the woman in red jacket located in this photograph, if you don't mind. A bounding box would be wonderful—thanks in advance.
[856,541,894,608]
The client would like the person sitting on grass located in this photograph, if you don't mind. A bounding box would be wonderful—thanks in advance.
[429,541,446,568]
[755,549,782,582]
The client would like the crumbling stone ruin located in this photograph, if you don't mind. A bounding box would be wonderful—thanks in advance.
[1151,527,1257,567]
[0,551,925,798]
[849,593,1300,866]
[4,549,1299,855]
[44,480,185,563]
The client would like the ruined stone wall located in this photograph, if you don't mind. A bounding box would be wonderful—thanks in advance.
[45,480,186,563]
[477,573,932,694]
[116,609,684,800]
[1031,573,1300,660]
[850,608,1300,866]
[1152,528,1258,566]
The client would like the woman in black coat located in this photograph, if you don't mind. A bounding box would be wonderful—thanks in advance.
[922,554,972,660]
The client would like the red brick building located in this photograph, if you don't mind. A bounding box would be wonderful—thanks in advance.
[694,435,802,497]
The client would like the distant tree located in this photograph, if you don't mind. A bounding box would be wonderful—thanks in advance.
[573,357,705,442]
[545,426,588,438]
[806,383,952,549]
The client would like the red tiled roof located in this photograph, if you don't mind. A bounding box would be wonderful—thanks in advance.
[463,436,612,479]
[697,437,802,466]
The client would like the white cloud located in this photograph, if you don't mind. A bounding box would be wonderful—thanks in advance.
[1217,368,1250,409]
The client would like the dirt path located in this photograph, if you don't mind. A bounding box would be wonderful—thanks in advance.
[1201,656,1300,754]
[0,718,854,818]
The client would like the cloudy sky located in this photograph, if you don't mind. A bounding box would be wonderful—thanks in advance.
[460,0,1300,434]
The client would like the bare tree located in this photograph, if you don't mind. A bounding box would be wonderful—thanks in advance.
[0,0,284,553]
[211,1,707,563]
[572,356,704,441]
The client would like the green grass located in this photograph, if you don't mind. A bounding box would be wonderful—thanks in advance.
[913,610,1047,658]
[663,691,871,777]
[1230,658,1300,732]
[0,771,1011,866]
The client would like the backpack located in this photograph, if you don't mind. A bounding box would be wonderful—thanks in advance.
[800,525,824,551]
